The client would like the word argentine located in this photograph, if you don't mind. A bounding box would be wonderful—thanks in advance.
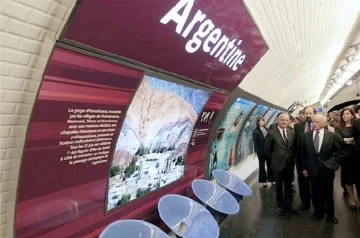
[160,0,246,71]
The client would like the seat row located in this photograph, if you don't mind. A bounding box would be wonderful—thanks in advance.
[99,170,252,238]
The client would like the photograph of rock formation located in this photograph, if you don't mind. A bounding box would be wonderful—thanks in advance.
[107,75,210,211]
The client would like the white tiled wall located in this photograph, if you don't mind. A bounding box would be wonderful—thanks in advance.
[0,1,75,237]
[228,154,259,182]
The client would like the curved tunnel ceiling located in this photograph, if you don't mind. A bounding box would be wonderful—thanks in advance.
[238,0,360,108]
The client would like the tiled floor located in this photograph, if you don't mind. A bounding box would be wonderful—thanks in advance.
[220,170,360,238]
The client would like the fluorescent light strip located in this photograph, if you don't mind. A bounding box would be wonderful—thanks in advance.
[320,53,360,105]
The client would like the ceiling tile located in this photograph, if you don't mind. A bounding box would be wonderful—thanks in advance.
[239,0,360,108]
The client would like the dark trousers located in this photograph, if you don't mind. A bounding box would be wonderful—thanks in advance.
[296,165,311,206]
[258,151,274,183]
[310,171,335,217]
[274,166,293,207]
[339,164,360,196]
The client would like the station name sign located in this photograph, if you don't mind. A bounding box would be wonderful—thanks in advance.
[62,0,268,92]
[160,0,246,71]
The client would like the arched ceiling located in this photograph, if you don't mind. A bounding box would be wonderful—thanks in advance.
[238,0,360,108]
[320,28,360,104]
[323,75,360,113]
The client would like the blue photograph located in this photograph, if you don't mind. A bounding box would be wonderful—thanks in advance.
[208,98,255,177]
[263,108,276,124]
[266,110,281,127]
[237,105,269,163]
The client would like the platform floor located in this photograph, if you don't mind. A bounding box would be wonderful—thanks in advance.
[219,170,360,238]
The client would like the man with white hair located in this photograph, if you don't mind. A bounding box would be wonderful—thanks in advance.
[301,114,344,224]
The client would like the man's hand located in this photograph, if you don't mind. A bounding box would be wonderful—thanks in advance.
[302,170,309,177]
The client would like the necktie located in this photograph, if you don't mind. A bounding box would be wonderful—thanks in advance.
[282,129,288,144]
[307,123,312,132]
[313,131,320,153]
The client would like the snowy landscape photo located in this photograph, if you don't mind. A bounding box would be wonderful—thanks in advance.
[107,75,210,211]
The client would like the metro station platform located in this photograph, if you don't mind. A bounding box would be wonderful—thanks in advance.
[219,171,360,238]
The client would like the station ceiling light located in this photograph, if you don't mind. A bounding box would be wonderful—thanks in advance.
[320,51,360,105]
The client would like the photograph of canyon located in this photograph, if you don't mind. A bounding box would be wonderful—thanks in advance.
[107,75,210,211]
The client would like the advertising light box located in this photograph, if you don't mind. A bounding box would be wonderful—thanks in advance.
[16,47,144,237]
[208,98,255,177]
[237,105,268,163]
[107,75,210,211]
[187,91,228,172]
[263,108,276,123]
[267,109,281,127]
[63,0,268,92]
[15,47,225,238]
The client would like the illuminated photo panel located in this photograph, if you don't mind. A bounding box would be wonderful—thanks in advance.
[263,108,276,124]
[266,110,281,127]
[237,105,269,163]
[107,75,211,211]
[208,98,255,177]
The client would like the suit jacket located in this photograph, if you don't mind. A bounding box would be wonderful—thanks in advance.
[293,122,306,166]
[294,123,332,164]
[265,127,295,171]
[353,118,360,155]
[253,128,266,152]
[301,130,344,176]
[268,123,277,131]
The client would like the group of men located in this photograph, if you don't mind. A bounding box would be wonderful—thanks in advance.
[264,106,360,224]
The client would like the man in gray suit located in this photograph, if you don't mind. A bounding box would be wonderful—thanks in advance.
[265,113,298,216]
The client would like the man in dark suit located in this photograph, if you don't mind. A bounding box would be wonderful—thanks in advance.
[269,112,295,192]
[293,106,315,210]
[265,113,298,216]
[353,118,360,199]
[301,114,344,223]
[354,118,360,150]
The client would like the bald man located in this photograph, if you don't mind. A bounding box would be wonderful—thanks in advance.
[301,114,344,223]
[265,113,298,216]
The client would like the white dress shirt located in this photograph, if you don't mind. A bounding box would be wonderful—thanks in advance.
[278,126,287,140]
[313,128,324,153]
